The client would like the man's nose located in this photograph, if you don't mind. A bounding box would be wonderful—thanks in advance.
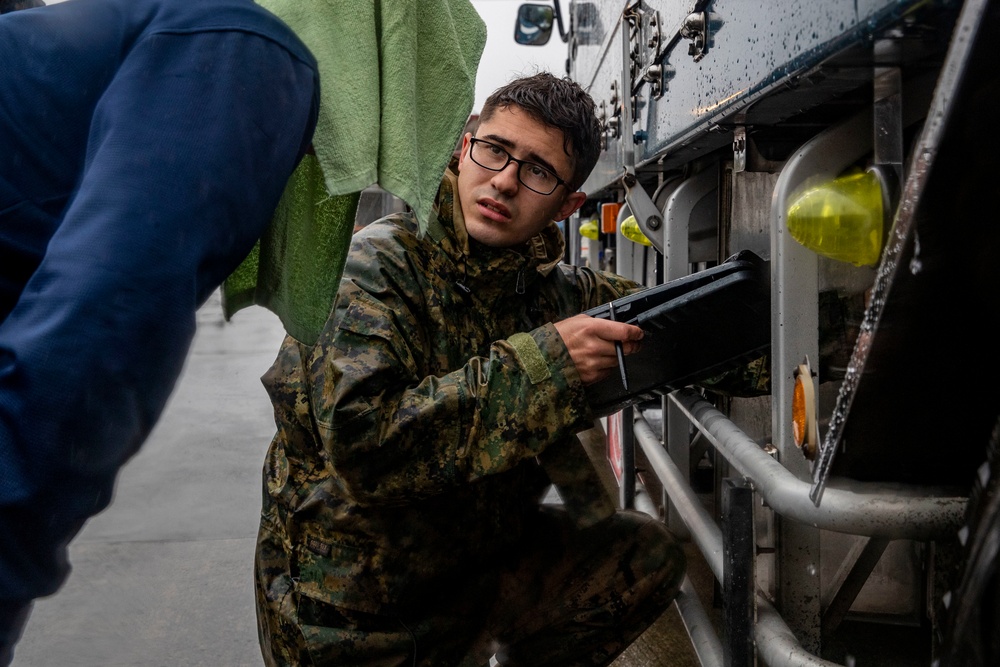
[491,161,521,193]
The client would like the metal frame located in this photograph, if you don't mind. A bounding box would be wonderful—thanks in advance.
[630,399,965,667]
[617,107,967,667]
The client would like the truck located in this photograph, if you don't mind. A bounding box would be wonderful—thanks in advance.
[514,1,1000,665]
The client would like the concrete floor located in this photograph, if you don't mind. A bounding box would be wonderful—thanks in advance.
[10,292,703,667]
[12,293,286,667]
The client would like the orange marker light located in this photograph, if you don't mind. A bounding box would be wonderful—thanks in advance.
[601,202,621,235]
[792,358,818,461]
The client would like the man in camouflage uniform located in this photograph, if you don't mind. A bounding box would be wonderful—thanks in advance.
[255,72,686,666]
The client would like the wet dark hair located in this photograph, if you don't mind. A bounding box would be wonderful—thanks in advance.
[479,71,602,191]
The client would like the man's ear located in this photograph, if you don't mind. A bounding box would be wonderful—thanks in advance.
[457,133,473,171]
[554,191,587,222]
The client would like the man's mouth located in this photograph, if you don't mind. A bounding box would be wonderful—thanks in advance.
[478,198,511,221]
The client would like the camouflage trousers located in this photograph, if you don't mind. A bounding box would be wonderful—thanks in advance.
[255,505,685,666]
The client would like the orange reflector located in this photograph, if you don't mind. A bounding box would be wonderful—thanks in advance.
[792,358,818,460]
[601,202,621,234]
[792,379,807,446]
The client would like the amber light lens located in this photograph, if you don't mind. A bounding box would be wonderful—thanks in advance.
[580,220,599,240]
[620,215,653,246]
[791,360,817,460]
[792,378,807,446]
[786,169,886,267]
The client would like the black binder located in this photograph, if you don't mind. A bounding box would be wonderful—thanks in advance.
[584,250,771,417]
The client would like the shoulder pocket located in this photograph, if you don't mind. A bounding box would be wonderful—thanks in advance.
[329,292,420,392]
[339,293,397,341]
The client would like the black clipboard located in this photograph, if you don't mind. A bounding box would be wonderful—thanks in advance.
[584,250,771,417]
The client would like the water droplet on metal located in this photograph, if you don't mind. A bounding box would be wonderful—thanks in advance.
[909,231,923,274]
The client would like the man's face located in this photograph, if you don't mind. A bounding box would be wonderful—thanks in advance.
[457,105,586,248]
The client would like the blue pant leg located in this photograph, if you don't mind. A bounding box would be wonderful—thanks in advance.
[0,20,317,657]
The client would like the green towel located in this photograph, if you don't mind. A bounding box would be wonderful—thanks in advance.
[223,0,487,344]
[221,155,360,344]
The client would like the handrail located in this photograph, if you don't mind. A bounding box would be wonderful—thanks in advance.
[668,389,967,541]
[631,479,724,666]
[633,415,843,667]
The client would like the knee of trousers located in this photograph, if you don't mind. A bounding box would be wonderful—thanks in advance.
[614,510,687,606]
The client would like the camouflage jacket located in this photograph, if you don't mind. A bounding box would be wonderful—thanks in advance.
[260,165,638,614]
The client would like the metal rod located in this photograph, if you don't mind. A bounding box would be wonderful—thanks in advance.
[669,390,966,541]
[631,475,724,667]
[620,406,636,509]
[634,416,722,580]
[633,416,845,667]
[821,537,891,635]
[675,578,725,667]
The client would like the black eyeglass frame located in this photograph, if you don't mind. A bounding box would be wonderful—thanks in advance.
[468,137,569,196]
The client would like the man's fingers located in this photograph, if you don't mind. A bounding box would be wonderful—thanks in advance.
[552,314,647,385]
[598,319,645,354]
[622,336,644,356]
[590,316,644,342]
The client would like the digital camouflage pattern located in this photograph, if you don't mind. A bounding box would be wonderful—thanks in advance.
[255,164,685,665]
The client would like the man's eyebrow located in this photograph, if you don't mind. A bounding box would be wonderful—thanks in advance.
[478,132,561,175]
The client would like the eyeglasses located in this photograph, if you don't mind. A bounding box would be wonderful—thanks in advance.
[468,138,568,196]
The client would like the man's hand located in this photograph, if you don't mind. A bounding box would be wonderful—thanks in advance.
[553,314,644,385]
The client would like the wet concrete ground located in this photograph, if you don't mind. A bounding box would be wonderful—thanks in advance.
[10,292,699,667]
[12,293,285,666]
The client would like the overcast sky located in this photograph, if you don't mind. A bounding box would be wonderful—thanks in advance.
[41,0,567,114]
[469,0,567,112]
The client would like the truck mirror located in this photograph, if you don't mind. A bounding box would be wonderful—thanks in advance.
[515,3,554,46]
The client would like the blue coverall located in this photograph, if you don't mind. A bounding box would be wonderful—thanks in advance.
[0,0,318,659]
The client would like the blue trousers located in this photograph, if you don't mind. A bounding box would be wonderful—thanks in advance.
[0,0,318,659]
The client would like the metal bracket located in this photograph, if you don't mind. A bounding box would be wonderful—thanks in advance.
[605,82,621,140]
[622,169,664,248]
[680,11,709,62]
[733,126,747,173]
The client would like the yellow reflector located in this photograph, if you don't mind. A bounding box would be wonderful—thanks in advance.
[786,169,885,267]
[580,220,599,240]
[620,215,653,246]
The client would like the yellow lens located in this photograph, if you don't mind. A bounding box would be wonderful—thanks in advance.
[620,215,653,246]
[786,169,885,267]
